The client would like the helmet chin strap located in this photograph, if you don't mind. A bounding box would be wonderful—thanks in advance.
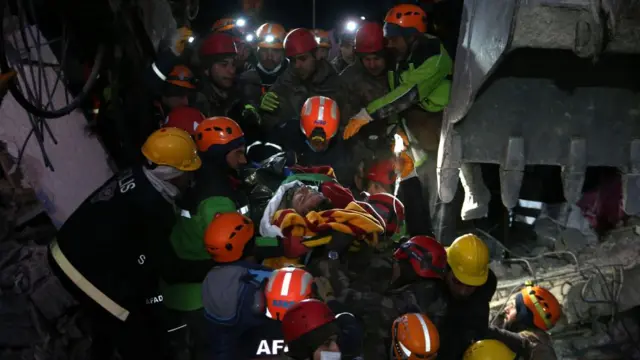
[257,61,283,75]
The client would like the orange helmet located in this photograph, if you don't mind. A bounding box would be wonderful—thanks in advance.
[256,23,286,49]
[194,117,245,152]
[392,313,439,360]
[265,267,313,321]
[166,65,196,89]
[519,285,562,331]
[312,29,331,48]
[384,4,428,34]
[212,18,236,33]
[300,96,340,142]
[204,212,254,263]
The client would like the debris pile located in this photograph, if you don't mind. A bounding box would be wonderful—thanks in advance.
[489,217,640,359]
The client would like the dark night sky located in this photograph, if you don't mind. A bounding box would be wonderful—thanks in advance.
[194,0,398,32]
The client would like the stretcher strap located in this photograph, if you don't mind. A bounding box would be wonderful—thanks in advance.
[50,240,130,321]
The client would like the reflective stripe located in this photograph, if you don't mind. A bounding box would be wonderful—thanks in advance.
[518,199,543,209]
[151,62,167,81]
[414,313,432,352]
[280,271,293,296]
[238,206,249,215]
[92,108,99,114]
[167,324,187,333]
[50,240,130,321]
[527,288,553,329]
[180,209,192,218]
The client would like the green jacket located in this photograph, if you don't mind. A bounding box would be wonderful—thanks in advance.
[366,34,453,120]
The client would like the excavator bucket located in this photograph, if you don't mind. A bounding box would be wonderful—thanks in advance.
[437,0,640,215]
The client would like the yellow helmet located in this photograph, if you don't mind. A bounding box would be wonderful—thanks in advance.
[446,233,489,286]
[141,127,202,172]
[463,340,516,360]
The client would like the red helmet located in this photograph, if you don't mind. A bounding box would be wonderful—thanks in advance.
[367,193,405,234]
[366,159,397,185]
[393,236,447,279]
[284,28,318,57]
[282,299,336,344]
[200,32,237,56]
[164,106,205,135]
[355,22,384,54]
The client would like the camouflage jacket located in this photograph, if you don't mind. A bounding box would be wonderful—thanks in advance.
[311,257,448,359]
[338,62,388,121]
[262,60,347,131]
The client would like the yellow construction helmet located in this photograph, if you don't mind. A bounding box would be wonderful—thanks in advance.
[446,233,489,286]
[141,127,202,172]
[463,340,516,360]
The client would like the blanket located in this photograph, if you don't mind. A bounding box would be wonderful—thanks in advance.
[272,201,385,250]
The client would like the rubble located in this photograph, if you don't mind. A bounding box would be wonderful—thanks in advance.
[490,219,640,359]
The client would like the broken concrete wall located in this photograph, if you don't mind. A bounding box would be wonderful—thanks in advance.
[0,24,113,228]
[490,220,640,359]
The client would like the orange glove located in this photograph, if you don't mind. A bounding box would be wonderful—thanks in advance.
[343,108,373,139]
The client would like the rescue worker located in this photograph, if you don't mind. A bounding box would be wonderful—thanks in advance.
[342,4,453,217]
[163,106,205,135]
[390,313,440,360]
[47,127,201,360]
[266,96,357,186]
[339,22,389,131]
[330,22,357,74]
[195,32,261,143]
[282,299,364,360]
[184,116,248,212]
[202,218,313,360]
[342,3,452,140]
[312,29,332,60]
[212,17,253,72]
[361,157,434,237]
[240,23,289,107]
[260,28,346,131]
[312,235,449,358]
[488,285,561,359]
[463,340,516,360]
[149,63,198,128]
[439,233,498,360]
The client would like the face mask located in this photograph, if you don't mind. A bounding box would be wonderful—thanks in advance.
[320,351,341,360]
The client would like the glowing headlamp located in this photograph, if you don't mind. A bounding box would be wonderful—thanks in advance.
[236,18,246,27]
[265,34,275,43]
[345,20,357,32]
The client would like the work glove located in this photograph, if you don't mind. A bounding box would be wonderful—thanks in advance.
[242,104,262,125]
[282,236,310,258]
[314,276,335,302]
[343,108,373,140]
[259,91,280,112]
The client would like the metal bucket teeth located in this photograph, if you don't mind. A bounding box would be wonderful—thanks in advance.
[500,137,525,209]
[622,139,640,215]
[437,133,461,203]
[562,138,587,204]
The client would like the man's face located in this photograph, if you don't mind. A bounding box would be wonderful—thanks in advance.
[386,35,409,61]
[291,52,317,81]
[225,146,247,170]
[258,48,284,71]
[339,42,354,62]
[316,47,329,60]
[236,42,250,62]
[308,138,329,152]
[361,54,386,77]
[209,57,236,89]
[504,302,518,326]
[291,186,325,215]
[161,95,188,109]
[445,271,479,300]
[312,335,340,360]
